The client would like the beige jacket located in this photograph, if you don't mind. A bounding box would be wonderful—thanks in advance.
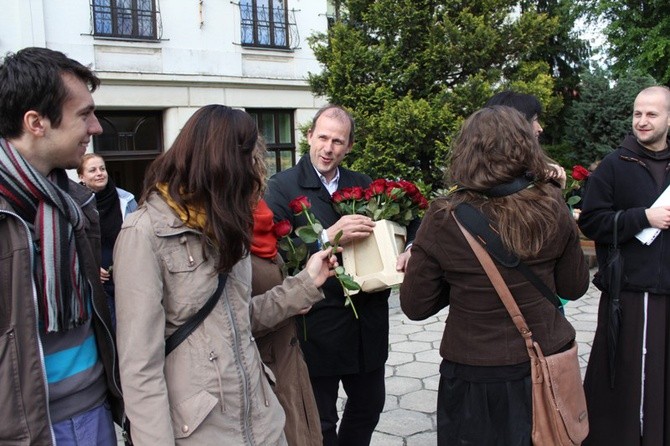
[113,193,324,446]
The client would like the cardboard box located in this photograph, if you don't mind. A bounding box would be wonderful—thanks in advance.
[342,219,407,293]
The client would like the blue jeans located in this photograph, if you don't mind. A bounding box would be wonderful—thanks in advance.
[52,401,116,446]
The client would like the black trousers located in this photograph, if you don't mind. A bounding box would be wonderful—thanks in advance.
[310,366,385,446]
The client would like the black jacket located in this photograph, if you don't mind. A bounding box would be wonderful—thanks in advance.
[579,134,670,294]
[265,154,416,376]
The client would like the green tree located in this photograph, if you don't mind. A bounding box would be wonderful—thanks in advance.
[586,0,670,85]
[308,0,589,191]
[522,0,592,144]
[562,69,656,165]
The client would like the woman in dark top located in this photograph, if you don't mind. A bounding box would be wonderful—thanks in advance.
[400,106,590,445]
[78,153,137,323]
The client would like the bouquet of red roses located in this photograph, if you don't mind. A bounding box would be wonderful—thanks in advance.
[332,179,428,226]
[275,196,362,319]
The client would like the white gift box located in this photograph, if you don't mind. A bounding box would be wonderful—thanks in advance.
[342,219,407,294]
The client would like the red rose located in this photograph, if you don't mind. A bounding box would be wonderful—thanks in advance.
[418,196,429,209]
[289,196,311,214]
[571,165,590,181]
[342,188,354,200]
[332,190,345,204]
[273,220,292,239]
[368,179,387,196]
[399,180,420,198]
[351,186,364,200]
[386,184,403,200]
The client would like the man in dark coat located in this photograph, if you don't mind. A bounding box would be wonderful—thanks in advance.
[579,85,670,445]
[265,104,414,446]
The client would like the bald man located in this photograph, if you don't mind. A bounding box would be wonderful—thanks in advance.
[579,86,670,445]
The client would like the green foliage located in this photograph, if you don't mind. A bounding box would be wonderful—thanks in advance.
[348,97,456,189]
[308,0,591,191]
[562,69,656,165]
[586,0,670,85]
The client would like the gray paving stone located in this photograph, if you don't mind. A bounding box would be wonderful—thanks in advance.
[399,389,438,413]
[407,431,439,446]
[393,324,426,335]
[385,376,423,396]
[571,320,598,331]
[571,311,599,321]
[423,373,440,391]
[370,431,404,446]
[392,340,432,354]
[382,393,400,411]
[396,361,439,379]
[423,321,447,332]
[375,408,434,436]
[387,350,416,366]
[415,348,442,364]
[389,333,408,344]
[409,330,444,343]
[575,330,595,343]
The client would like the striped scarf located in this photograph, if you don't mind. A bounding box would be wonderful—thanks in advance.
[0,138,90,332]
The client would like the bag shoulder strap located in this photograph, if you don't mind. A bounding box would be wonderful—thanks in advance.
[454,203,562,308]
[453,214,534,350]
[165,273,228,356]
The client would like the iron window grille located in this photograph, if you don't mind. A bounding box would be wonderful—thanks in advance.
[238,0,300,49]
[92,0,161,40]
[247,109,296,175]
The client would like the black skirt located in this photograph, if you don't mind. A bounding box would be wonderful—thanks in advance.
[437,359,532,446]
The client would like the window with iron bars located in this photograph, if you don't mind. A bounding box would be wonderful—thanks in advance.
[239,0,298,49]
[247,109,296,176]
[92,0,159,40]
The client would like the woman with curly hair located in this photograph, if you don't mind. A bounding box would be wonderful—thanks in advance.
[400,105,589,445]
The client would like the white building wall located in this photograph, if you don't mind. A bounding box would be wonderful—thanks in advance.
[1,0,329,149]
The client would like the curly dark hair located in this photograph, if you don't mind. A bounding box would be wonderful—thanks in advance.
[445,106,561,258]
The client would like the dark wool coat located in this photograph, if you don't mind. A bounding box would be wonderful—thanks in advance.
[265,154,416,377]
[580,134,670,294]
[579,134,670,446]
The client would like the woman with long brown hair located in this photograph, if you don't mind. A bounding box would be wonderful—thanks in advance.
[113,105,336,445]
[400,105,589,445]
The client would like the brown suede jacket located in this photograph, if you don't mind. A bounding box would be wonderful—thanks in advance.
[400,193,590,366]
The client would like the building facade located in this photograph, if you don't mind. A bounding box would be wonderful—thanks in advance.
[1,0,331,195]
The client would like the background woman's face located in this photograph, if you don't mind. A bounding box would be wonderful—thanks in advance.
[79,156,109,192]
[531,115,543,138]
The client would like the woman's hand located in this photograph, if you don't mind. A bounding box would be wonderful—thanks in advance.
[547,163,567,189]
[304,247,339,287]
[100,267,110,283]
